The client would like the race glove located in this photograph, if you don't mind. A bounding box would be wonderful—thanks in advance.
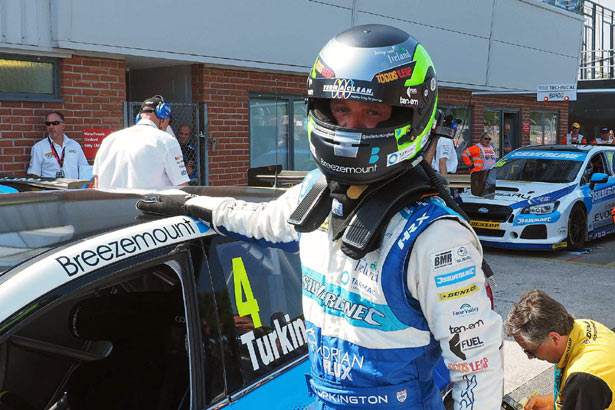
[136,194,213,222]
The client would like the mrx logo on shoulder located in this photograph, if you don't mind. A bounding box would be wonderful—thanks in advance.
[55,219,198,277]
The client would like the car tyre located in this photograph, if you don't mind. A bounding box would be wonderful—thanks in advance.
[567,204,586,250]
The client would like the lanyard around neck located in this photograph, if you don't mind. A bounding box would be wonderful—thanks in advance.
[48,137,65,168]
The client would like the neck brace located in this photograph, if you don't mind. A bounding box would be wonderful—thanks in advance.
[288,167,438,259]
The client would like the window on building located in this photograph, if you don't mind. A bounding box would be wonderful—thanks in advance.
[530,111,559,145]
[483,110,501,158]
[0,54,60,101]
[249,95,314,171]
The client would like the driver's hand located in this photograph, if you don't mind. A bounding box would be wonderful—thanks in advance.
[136,194,194,217]
[524,394,553,410]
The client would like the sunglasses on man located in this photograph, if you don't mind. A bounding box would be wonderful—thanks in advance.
[45,121,64,126]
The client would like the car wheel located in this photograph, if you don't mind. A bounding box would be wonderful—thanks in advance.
[567,204,587,250]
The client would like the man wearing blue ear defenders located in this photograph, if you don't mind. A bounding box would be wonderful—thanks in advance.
[93,95,189,189]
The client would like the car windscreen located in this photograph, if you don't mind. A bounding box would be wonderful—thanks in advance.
[495,151,586,183]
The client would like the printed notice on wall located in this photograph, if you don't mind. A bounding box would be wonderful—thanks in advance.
[82,129,114,159]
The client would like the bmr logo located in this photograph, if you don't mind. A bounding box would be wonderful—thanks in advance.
[434,251,452,268]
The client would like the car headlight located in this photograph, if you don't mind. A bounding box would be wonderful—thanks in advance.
[521,201,558,215]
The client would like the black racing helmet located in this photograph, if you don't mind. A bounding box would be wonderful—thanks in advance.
[307,24,438,185]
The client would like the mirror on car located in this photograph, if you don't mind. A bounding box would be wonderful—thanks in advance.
[470,168,497,198]
[589,172,608,190]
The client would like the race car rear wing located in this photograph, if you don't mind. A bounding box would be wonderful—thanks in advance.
[247,165,473,190]
[2,169,474,192]
[247,165,307,188]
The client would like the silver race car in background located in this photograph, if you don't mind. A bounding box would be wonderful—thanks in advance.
[459,145,615,250]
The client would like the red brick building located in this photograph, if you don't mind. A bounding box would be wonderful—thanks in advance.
[0,2,582,186]
[0,56,125,176]
[1,56,569,185]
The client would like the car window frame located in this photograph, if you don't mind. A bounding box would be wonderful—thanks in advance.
[203,234,308,404]
[581,151,607,186]
[602,149,615,175]
[0,241,203,410]
[191,237,228,407]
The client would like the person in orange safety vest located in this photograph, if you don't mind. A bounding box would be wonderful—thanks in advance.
[462,132,497,173]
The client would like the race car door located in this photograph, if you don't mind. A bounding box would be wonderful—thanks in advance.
[199,235,312,409]
[0,244,200,410]
[585,152,615,238]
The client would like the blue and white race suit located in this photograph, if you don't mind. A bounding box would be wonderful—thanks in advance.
[187,170,503,409]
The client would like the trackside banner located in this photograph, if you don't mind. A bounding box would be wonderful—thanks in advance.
[0,217,212,324]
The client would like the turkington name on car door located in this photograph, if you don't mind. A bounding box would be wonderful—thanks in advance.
[240,315,307,371]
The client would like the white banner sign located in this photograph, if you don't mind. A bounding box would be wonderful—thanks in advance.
[537,83,577,102]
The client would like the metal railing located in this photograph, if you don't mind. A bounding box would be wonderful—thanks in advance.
[580,0,615,80]
[579,48,615,79]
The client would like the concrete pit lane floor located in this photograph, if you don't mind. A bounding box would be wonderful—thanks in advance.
[483,235,615,398]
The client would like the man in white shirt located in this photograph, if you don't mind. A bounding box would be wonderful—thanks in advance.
[425,114,459,179]
[27,112,89,179]
[93,95,189,189]
[431,136,458,178]
[597,127,610,144]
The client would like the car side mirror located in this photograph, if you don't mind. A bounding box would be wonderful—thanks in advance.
[589,172,608,190]
[471,168,497,198]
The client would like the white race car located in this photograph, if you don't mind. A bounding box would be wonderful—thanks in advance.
[458,144,615,250]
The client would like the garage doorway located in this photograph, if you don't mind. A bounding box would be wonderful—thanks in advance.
[124,102,203,185]
[484,109,520,158]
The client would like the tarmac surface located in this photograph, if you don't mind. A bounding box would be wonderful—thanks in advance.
[483,235,615,402]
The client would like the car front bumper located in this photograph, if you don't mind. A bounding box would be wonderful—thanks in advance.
[468,210,569,250]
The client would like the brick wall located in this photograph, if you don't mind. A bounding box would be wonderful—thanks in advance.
[1,59,568,183]
[0,55,126,175]
[192,65,305,186]
[192,69,570,186]
[439,87,569,145]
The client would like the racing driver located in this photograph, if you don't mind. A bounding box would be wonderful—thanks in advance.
[138,24,503,409]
